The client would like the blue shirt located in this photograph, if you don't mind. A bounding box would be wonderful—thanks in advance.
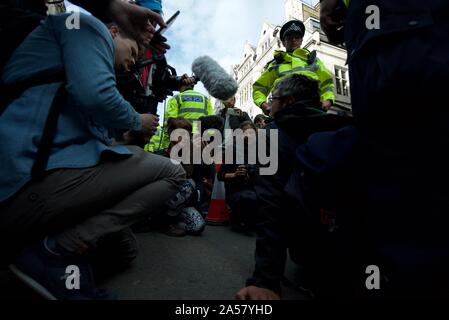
[0,13,142,202]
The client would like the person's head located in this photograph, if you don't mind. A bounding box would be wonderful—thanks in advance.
[223,96,236,109]
[108,24,139,73]
[167,117,192,136]
[280,20,305,52]
[254,114,268,129]
[167,117,192,146]
[239,121,257,145]
[239,121,256,132]
[199,115,224,134]
[179,83,195,92]
[269,74,320,117]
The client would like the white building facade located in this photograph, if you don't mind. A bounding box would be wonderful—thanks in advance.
[232,0,351,119]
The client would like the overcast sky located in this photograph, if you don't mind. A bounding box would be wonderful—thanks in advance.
[158,0,318,115]
[66,0,319,116]
[162,1,285,79]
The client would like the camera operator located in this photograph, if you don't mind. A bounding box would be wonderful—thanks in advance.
[0,13,185,300]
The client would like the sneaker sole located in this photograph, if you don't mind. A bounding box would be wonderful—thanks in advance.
[9,264,57,300]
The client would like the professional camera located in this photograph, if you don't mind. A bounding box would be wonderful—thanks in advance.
[114,54,185,146]
[116,54,185,115]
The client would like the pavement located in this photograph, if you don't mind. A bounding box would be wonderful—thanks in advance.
[0,225,307,300]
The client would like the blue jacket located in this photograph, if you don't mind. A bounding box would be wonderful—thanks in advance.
[0,13,142,202]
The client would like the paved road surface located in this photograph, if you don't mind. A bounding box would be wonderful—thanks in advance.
[0,225,307,300]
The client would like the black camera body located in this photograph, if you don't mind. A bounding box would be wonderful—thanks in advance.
[116,54,184,115]
[114,54,184,145]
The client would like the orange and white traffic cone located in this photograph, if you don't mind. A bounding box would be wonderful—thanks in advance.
[206,164,230,225]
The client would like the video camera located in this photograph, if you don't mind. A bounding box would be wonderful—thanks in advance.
[116,54,185,115]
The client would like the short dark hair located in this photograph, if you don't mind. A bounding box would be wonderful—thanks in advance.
[199,115,224,134]
[254,114,268,124]
[167,117,192,135]
[239,121,256,131]
[274,74,321,107]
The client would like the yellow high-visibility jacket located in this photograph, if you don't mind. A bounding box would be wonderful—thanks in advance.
[161,89,214,147]
[253,47,335,108]
[144,126,165,153]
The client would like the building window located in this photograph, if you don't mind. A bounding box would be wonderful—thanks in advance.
[334,66,350,97]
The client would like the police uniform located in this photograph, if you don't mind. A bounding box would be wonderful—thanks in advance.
[252,20,335,108]
[159,89,214,149]
[144,126,163,152]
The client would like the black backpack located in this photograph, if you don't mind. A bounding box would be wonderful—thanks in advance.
[0,3,65,180]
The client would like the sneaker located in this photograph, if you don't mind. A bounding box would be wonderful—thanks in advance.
[9,240,116,300]
[166,180,196,216]
[180,207,206,235]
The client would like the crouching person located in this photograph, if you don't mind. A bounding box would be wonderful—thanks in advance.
[0,13,185,299]
[218,121,259,234]
[151,117,207,236]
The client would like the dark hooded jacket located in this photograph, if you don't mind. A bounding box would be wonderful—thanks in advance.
[246,102,353,293]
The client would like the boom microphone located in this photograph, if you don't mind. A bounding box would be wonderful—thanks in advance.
[192,56,239,101]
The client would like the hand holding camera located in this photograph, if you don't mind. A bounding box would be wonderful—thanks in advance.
[235,165,248,178]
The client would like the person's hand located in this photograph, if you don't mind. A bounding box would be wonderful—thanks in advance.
[150,34,171,56]
[107,0,166,47]
[260,102,271,116]
[140,113,159,139]
[321,100,333,111]
[235,165,248,178]
[181,74,198,86]
[320,0,346,45]
[235,286,281,300]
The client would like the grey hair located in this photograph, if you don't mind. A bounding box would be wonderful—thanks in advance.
[273,74,320,106]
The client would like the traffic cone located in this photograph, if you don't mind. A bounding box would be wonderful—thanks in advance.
[206,164,230,225]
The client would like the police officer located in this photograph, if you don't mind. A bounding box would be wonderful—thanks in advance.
[321,0,449,298]
[159,82,214,150]
[253,19,335,115]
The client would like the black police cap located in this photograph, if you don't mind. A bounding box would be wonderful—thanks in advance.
[280,20,305,41]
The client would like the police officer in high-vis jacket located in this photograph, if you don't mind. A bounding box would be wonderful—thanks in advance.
[253,20,336,115]
[159,82,214,150]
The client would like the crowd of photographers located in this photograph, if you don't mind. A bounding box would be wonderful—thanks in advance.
[1,0,448,301]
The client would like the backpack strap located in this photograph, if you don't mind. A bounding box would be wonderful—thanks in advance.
[0,71,66,181]
[0,71,65,115]
[31,84,66,180]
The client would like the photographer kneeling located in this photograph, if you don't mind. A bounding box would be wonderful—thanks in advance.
[0,13,185,300]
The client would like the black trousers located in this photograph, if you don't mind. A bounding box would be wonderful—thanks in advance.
[346,16,449,298]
